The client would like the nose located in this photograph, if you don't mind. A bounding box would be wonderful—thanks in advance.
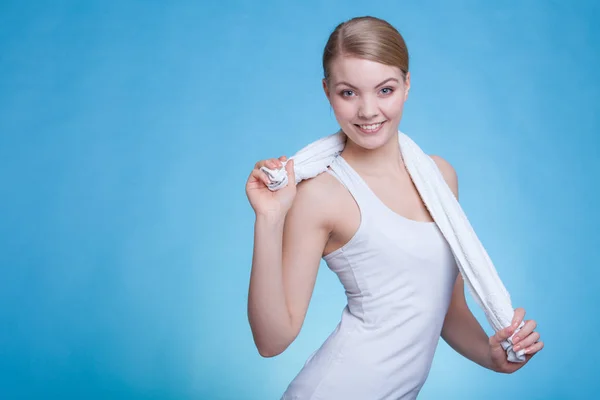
[357,95,379,120]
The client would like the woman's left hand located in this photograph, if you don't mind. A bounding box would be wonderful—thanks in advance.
[488,307,544,373]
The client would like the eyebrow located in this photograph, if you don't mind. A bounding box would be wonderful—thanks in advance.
[334,77,399,89]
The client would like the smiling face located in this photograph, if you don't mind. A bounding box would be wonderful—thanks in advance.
[323,56,410,150]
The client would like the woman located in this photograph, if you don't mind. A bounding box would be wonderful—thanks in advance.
[245,16,543,400]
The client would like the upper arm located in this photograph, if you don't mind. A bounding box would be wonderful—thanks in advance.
[281,176,333,339]
[440,270,467,340]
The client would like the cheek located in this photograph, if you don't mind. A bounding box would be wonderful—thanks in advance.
[382,96,406,119]
[330,98,356,121]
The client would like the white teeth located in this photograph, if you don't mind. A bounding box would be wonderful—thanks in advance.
[359,122,383,131]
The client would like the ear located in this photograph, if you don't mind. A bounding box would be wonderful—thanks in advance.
[404,72,411,100]
[322,78,330,100]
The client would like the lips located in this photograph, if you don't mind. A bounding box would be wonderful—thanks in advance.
[354,121,386,134]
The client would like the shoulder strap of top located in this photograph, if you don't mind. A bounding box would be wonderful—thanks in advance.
[326,155,376,216]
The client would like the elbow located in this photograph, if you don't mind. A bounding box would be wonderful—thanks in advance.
[254,331,297,358]
[257,346,283,358]
[256,340,291,358]
[249,317,299,358]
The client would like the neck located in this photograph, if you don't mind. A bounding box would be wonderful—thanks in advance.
[340,130,406,176]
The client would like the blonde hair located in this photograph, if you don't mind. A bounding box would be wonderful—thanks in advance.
[322,16,409,83]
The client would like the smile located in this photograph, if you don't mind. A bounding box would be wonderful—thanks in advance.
[354,121,386,134]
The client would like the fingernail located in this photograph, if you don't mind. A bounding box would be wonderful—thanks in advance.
[513,344,521,351]
[513,336,520,344]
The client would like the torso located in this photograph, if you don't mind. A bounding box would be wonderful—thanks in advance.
[318,160,435,257]
[282,153,459,400]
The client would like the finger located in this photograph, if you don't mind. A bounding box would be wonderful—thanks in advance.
[255,158,281,170]
[513,331,540,351]
[254,159,268,170]
[272,158,282,169]
[279,155,287,163]
[512,307,526,328]
[513,319,538,344]
[250,168,271,187]
[523,340,544,355]
[274,157,285,168]
[285,159,296,186]
[490,324,517,346]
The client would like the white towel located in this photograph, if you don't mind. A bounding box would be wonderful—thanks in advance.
[260,130,526,363]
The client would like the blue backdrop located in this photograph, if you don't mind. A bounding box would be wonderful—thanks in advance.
[1,1,598,399]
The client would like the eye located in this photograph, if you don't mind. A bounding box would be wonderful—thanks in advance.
[380,87,394,95]
[340,90,355,97]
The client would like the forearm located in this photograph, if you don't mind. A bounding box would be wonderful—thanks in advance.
[441,301,495,371]
[247,213,295,356]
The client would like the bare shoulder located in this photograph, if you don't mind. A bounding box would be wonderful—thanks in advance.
[289,170,342,230]
[430,155,459,199]
[294,169,341,205]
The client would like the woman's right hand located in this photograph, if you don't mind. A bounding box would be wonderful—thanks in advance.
[246,156,297,217]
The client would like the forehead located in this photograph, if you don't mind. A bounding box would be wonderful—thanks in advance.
[328,56,403,87]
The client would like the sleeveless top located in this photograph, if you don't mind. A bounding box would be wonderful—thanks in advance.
[281,155,459,400]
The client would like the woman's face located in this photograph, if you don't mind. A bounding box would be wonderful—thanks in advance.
[323,56,410,150]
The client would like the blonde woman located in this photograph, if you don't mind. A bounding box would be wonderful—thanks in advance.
[246,16,543,400]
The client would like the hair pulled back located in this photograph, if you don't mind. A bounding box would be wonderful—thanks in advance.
[322,16,409,83]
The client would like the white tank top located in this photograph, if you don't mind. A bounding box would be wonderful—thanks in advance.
[282,155,459,400]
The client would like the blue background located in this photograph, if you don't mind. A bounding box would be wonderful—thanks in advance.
[1,1,598,399]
